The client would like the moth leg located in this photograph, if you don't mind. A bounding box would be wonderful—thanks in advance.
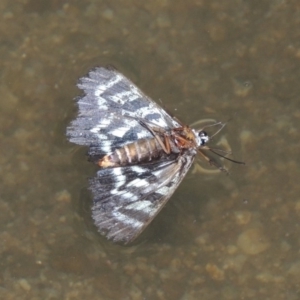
[138,119,171,154]
[138,119,165,134]
[172,134,194,149]
[163,135,171,154]
[197,149,228,174]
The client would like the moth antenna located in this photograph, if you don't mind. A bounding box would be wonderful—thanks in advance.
[209,148,245,165]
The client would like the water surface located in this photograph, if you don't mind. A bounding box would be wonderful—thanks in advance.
[1,0,300,299]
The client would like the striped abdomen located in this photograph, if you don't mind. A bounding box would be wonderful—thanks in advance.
[98,138,176,168]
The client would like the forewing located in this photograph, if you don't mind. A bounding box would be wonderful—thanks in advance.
[66,66,180,155]
[68,113,150,157]
[91,154,195,244]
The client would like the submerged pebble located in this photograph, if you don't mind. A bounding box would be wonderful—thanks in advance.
[237,228,270,255]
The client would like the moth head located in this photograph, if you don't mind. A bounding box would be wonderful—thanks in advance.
[197,130,209,146]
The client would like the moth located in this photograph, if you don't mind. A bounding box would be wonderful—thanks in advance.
[67,66,238,244]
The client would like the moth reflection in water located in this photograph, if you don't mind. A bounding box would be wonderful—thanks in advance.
[67,66,244,244]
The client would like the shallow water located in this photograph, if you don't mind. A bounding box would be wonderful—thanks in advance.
[1,0,300,299]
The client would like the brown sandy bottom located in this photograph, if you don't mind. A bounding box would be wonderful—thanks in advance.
[1,0,300,299]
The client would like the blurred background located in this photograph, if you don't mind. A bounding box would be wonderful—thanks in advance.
[1,0,300,299]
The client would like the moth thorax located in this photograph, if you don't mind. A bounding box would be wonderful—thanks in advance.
[98,138,168,167]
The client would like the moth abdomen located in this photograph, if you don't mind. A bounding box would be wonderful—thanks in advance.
[98,138,164,168]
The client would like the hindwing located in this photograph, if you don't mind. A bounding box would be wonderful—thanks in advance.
[91,154,195,243]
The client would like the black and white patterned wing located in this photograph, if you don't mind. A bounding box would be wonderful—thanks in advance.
[91,154,195,244]
[67,66,180,156]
